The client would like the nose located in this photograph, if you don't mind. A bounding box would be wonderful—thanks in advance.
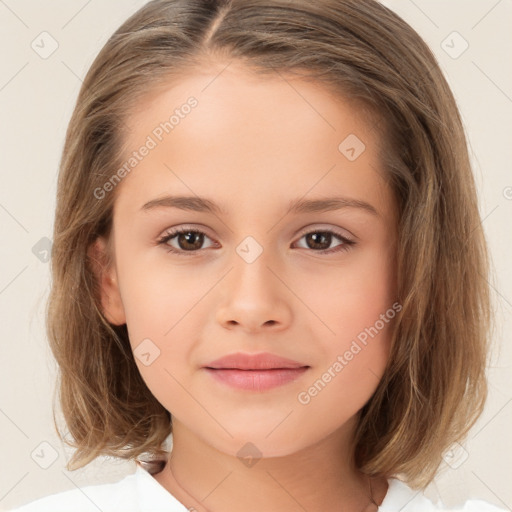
[215,247,293,334]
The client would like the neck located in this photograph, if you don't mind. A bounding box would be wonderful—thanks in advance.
[152,418,386,512]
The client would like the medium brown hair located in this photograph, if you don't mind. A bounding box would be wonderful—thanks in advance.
[48,0,493,488]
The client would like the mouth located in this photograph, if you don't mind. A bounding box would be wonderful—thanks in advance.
[203,352,310,391]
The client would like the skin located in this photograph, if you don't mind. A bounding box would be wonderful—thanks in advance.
[91,60,398,512]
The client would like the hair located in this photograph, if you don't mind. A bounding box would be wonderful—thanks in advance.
[47,0,493,489]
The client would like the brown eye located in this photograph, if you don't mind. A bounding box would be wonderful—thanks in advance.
[157,228,216,255]
[304,232,332,250]
[294,229,355,254]
[174,231,205,251]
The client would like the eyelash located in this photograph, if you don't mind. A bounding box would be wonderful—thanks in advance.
[156,226,356,257]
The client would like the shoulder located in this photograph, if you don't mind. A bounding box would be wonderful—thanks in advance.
[9,465,189,512]
[9,470,140,512]
[379,477,507,511]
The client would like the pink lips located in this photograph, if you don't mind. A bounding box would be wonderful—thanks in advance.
[203,352,309,391]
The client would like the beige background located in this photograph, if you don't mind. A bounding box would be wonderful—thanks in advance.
[1,0,511,510]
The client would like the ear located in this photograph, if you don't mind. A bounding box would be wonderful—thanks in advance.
[87,236,126,326]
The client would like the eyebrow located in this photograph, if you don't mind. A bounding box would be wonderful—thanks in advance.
[140,195,379,217]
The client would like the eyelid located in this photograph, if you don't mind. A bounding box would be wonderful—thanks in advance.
[157,224,214,240]
[295,223,356,243]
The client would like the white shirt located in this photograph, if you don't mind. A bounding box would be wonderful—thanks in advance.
[9,464,506,512]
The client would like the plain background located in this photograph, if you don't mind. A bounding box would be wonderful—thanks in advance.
[0,0,511,510]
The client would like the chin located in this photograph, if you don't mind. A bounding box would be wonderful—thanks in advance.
[198,423,315,461]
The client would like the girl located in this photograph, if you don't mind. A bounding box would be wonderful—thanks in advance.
[10,0,506,510]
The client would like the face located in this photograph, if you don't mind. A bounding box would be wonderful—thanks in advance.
[92,61,399,459]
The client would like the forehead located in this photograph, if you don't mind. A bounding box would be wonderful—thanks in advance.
[123,62,379,150]
[115,62,393,221]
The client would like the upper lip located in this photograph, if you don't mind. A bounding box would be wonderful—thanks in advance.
[204,352,308,370]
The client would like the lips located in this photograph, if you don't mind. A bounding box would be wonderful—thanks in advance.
[203,352,310,391]
[204,352,308,370]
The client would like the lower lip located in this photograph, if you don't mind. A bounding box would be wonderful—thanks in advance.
[204,367,309,391]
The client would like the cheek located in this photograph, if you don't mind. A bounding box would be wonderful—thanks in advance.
[115,255,211,412]
[295,247,395,400]
[295,341,389,438]
[297,245,396,343]
[118,257,203,347]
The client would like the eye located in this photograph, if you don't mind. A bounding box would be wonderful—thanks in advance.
[293,228,355,254]
[157,227,217,255]
[157,226,355,256]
